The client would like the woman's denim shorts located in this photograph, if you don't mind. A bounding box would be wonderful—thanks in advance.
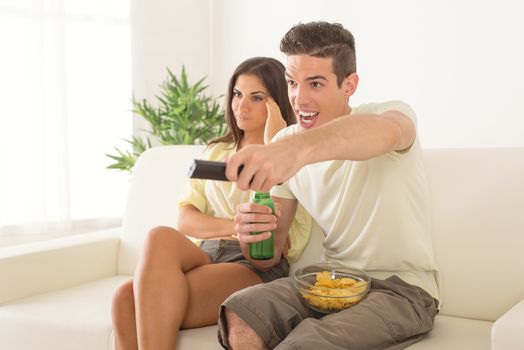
[199,239,289,282]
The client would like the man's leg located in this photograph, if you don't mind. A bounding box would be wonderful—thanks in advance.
[225,309,268,350]
[275,276,438,350]
[218,278,316,349]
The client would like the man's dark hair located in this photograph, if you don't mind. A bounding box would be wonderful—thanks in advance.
[280,21,356,87]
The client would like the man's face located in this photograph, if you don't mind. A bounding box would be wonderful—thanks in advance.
[285,55,357,129]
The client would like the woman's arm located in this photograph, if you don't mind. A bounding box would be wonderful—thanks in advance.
[264,97,287,144]
[177,204,236,239]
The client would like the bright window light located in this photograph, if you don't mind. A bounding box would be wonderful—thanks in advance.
[0,0,132,234]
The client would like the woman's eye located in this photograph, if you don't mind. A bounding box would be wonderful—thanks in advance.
[252,95,263,102]
[233,90,241,97]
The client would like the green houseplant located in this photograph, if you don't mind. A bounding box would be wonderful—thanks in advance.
[106,66,226,173]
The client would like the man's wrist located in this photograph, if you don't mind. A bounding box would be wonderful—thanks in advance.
[298,132,316,168]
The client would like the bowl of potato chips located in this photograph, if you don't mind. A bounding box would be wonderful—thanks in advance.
[293,263,371,314]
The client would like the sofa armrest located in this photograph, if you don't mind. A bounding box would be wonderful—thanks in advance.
[491,298,524,350]
[0,228,121,304]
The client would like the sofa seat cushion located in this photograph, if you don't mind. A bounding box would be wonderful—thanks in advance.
[0,275,129,350]
[0,272,495,350]
[0,272,225,350]
[491,299,524,350]
[177,326,222,349]
[408,315,492,349]
[0,268,495,350]
[177,315,493,350]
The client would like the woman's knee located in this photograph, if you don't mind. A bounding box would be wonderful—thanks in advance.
[143,226,184,257]
[112,280,134,315]
[141,226,206,271]
[145,225,181,246]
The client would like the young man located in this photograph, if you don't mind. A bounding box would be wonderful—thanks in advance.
[221,21,440,349]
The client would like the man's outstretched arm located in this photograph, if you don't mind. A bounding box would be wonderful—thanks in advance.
[226,110,416,192]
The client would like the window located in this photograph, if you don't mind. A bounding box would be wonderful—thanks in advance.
[0,0,131,235]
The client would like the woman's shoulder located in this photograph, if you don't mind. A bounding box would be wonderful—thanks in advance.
[272,124,301,142]
[204,141,237,161]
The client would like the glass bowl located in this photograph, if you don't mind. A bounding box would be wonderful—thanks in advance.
[293,263,371,314]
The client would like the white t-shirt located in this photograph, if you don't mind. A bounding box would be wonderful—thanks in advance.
[271,101,440,301]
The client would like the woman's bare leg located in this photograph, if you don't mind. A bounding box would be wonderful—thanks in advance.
[181,263,263,328]
[112,225,264,350]
[133,226,211,350]
[111,268,265,350]
[112,279,138,350]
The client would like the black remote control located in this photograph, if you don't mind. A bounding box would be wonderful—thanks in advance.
[188,159,243,181]
[188,159,280,185]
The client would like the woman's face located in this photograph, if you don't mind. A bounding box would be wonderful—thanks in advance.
[231,74,269,134]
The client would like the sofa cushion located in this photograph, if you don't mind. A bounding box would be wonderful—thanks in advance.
[491,299,524,350]
[0,273,495,350]
[423,148,524,320]
[174,314,493,349]
[407,315,492,349]
[0,272,225,350]
[176,326,222,350]
[0,276,128,350]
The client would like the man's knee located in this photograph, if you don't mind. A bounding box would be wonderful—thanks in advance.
[225,308,252,340]
[225,308,266,350]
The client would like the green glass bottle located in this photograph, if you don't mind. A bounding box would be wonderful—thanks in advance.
[249,192,275,260]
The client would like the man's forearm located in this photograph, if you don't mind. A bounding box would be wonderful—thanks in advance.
[224,114,411,192]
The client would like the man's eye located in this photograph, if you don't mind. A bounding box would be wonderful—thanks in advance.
[311,82,322,88]
[287,80,297,87]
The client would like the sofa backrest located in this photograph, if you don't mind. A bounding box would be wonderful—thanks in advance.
[117,145,206,275]
[119,146,524,322]
[422,148,524,321]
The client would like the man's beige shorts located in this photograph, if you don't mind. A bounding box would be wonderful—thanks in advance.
[218,275,438,349]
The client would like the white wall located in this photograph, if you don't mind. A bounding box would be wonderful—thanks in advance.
[133,0,524,148]
[130,0,211,133]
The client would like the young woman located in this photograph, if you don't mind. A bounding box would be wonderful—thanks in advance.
[111,57,312,350]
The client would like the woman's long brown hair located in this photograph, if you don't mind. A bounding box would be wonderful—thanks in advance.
[209,57,295,147]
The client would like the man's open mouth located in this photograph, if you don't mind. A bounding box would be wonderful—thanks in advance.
[299,111,319,127]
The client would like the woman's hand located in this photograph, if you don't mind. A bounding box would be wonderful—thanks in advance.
[264,97,287,144]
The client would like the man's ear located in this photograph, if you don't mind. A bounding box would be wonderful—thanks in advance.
[343,73,359,97]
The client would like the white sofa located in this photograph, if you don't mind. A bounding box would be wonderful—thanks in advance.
[1,145,523,350]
